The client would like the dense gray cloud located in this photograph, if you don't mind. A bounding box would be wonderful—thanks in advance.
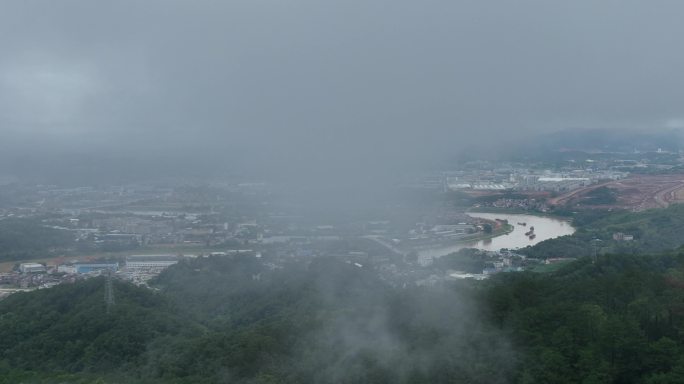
[1,0,684,182]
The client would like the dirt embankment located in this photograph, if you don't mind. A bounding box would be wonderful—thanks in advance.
[549,175,684,211]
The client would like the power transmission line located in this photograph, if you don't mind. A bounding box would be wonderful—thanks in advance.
[104,270,115,314]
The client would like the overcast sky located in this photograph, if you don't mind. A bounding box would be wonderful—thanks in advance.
[1,0,684,182]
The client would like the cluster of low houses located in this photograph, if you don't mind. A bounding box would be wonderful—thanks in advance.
[10,255,182,289]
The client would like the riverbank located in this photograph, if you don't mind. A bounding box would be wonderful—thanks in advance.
[467,223,515,243]
[406,223,514,251]
[468,207,573,221]
[417,212,576,259]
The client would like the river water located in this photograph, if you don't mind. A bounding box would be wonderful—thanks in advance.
[417,212,576,259]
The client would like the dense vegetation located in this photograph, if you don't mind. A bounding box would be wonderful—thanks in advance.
[434,248,497,273]
[487,252,684,383]
[6,251,684,382]
[0,277,190,383]
[0,257,513,383]
[521,204,684,259]
[0,218,74,262]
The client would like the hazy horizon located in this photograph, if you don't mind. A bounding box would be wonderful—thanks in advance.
[2,1,684,185]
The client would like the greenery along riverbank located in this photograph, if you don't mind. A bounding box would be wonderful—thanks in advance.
[467,206,572,220]
[407,223,514,254]
[519,204,684,259]
[4,252,684,383]
[458,221,514,243]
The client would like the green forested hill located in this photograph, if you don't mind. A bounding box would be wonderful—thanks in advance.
[486,252,684,383]
[5,253,684,383]
[522,204,684,259]
[0,257,513,383]
[143,257,514,383]
[0,277,191,383]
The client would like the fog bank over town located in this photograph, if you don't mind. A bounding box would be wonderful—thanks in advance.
[2,1,684,187]
[6,3,684,383]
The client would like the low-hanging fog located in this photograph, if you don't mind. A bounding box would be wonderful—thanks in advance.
[4,4,684,383]
[2,0,684,189]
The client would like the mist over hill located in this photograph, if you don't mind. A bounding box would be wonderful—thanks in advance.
[3,1,684,383]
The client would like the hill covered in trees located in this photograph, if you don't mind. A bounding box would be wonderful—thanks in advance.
[0,257,513,383]
[488,252,684,383]
[5,251,684,383]
[521,204,684,259]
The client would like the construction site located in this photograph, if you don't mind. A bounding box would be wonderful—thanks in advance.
[549,174,684,211]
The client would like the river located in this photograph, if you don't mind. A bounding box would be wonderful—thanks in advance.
[417,212,575,259]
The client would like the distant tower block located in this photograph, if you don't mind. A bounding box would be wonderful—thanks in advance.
[104,270,115,314]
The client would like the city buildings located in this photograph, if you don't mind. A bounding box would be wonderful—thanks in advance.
[19,263,46,274]
[125,255,180,270]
